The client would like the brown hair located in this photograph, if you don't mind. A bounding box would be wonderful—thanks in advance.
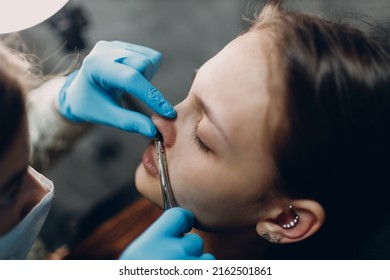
[251,1,390,258]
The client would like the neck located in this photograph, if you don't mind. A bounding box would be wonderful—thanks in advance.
[191,227,271,260]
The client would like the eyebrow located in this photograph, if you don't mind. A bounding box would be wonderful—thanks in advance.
[0,166,28,194]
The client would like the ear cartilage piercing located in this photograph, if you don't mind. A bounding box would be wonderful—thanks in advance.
[261,232,280,244]
[281,204,299,229]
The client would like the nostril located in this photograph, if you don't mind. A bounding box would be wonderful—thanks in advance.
[152,115,176,147]
[155,130,163,141]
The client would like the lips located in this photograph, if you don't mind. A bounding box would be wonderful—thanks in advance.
[142,142,159,177]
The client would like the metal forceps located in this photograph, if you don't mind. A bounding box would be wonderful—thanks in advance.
[155,131,176,210]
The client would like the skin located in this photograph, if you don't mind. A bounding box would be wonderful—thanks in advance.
[136,30,282,232]
[0,117,48,235]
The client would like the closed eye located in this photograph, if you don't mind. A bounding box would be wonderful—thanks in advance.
[192,127,211,153]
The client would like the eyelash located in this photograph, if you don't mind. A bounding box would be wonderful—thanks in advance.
[192,129,211,153]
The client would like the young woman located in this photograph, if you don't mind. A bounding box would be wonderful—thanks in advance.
[135,0,390,259]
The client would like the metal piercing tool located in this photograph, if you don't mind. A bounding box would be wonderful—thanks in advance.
[155,131,176,210]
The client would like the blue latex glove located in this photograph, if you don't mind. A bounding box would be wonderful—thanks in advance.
[58,40,176,137]
[119,207,215,260]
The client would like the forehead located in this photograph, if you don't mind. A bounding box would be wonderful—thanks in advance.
[193,30,275,149]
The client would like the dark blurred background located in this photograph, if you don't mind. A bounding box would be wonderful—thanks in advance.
[14,0,390,252]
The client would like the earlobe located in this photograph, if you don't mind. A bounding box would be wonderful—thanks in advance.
[256,200,325,244]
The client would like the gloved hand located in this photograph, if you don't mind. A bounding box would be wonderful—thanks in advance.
[119,207,215,260]
[58,40,176,137]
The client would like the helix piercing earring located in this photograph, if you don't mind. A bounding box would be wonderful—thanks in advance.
[281,204,299,229]
[260,232,280,244]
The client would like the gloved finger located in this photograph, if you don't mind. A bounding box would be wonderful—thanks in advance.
[146,207,195,238]
[88,101,158,137]
[108,41,162,79]
[111,40,163,68]
[198,253,216,260]
[116,54,157,81]
[95,40,161,63]
[87,41,162,80]
[93,63,176,118]
[181,233,204,256]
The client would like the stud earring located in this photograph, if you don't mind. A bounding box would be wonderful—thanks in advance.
[281,204,299,229]
[260,232,280,244]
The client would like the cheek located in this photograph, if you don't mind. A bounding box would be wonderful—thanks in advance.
[0,173,47,235]
[0,207,20,235]
[165,136,222,208]
[18,173,48,218]
[169,149,265,231]
[135,164,162,208]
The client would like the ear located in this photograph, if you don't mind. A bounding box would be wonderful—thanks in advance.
[256,199,325,244]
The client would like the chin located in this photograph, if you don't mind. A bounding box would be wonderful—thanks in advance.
[135,163,163,208]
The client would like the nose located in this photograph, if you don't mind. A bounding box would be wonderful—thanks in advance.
[152,114,176,147]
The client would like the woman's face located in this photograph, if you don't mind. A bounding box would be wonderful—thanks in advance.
[0,118,48,235]
[136,30,280,231]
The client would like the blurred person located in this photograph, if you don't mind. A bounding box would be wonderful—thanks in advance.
[134,0,390,259]
[46,3,89,51]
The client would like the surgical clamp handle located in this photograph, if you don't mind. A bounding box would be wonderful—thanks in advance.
[155,133,176,210]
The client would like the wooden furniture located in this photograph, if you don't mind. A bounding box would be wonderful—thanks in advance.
[64,197,162,259]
